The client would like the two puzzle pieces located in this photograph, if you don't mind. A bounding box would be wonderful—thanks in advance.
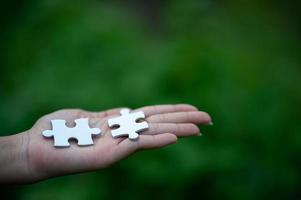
[42,109,149,147]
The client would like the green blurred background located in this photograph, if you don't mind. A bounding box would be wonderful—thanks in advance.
[1,0,301,199]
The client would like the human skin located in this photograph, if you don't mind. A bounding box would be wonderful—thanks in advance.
[0,104,212,184]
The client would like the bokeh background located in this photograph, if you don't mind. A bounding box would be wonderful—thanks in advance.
[1,0,301,199]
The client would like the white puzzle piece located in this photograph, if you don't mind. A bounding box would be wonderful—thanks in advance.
[108,109,149,140]
[42,118,101,147]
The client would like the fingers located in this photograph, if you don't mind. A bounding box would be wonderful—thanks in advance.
[85,107,129,118]
[144,123,200,137]
[147,111,212,125]
[135,133,178,149]
[134,104,198,117]
[113,133,177,161]
[80,104,211,139]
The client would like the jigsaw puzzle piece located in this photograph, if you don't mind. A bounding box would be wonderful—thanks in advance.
[42,118,101,147]
[108,109,149,140]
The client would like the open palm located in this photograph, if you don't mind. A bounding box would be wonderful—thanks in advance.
[26,104,212,181]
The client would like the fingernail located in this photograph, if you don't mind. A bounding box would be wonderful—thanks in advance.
[208,121,214,126]
[197,133,203,136]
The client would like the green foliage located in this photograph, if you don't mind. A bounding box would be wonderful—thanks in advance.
[1,0,300,199]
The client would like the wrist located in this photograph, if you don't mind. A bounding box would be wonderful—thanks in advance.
[0,132,31,183]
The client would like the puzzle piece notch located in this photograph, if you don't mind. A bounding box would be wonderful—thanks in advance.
[42,118,101,147]
[108,109,149,140]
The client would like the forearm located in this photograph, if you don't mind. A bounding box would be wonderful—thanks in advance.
[0,132,31,183]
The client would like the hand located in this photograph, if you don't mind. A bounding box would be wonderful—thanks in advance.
[0,104,212,183]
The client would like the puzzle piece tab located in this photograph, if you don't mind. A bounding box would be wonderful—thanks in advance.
[42,118,101,147]
[108,109,149,140]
